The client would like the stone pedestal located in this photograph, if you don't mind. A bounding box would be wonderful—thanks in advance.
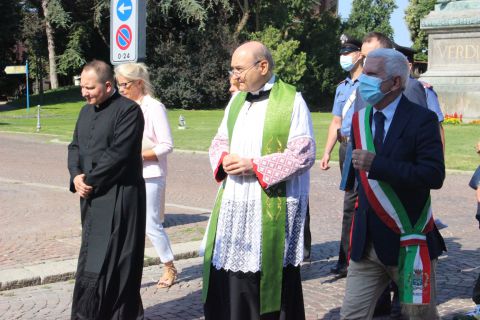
[420,0,480,121]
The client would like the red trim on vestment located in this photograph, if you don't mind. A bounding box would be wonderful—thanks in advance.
[252,160,268,189]
[214,151,228,183]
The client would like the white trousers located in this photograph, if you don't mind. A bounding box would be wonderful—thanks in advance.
[145,176,174,263]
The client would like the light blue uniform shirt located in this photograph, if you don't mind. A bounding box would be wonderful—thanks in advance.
[425,87,444,122]
[332,77,360,137]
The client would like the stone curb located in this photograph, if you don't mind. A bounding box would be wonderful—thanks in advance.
[0,240,202,292]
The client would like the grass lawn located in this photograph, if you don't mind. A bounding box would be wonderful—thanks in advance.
[1,86,478,171]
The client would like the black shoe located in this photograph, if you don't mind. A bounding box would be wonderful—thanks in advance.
[390,288,402,319]
[330,263,346,274]
[390,303,402,319]
[330,263,347,278]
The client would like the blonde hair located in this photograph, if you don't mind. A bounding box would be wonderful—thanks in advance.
[114,62,154,96]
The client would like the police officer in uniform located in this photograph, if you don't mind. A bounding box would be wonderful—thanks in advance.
[320,34,363,277]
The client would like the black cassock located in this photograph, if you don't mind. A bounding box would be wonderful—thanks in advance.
[68,92,146,320]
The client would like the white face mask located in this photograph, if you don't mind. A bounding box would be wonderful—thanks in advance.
[340,55,354,71]
[340,55,359,72]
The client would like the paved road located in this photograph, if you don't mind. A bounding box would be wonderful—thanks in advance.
[0,131,479,319]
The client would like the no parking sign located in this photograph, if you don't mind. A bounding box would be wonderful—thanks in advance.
[110,0,145,64]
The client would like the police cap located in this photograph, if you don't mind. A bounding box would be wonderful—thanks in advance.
[394,43,416,63]
[339,34,362,54]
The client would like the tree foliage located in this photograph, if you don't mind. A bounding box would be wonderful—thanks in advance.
[21,7,48,81]
[256,1,342,109]
[289,11,342,109]
[0,0,23,96]
[343,0,397,40]
[158,0,231,30]
[146,2,234,109]
[0,1,22,65]
[12,0,344,110]
[47,0,71,28]
[251,26,307,84]
[57,25,88,75]
[405,0,436,62]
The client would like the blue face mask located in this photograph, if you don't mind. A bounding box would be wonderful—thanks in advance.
[340,55,355,71]
[358,74,390,105]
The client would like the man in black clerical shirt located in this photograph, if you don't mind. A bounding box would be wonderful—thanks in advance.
[68,60,146,320]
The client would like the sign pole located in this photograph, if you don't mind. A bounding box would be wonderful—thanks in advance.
[26,60,30,112]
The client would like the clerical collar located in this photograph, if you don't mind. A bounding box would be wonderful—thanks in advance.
[246,75,275,103]
[96,90,118,109]
[95,89,120,110]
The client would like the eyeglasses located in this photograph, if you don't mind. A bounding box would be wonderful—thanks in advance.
[117,80,134,89]
[228,61,260,77]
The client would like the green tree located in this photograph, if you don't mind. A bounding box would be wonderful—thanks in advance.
[289,11,342,110]
[405,0,436,62]
[21,7,48,83]
[253,1,342,109]
[158,0,231,30]
[251,26,307,84]
[57,25,88,76]
[343,0,397,41]
[0,1,22,65]
[146,2,235,108]
[0,0,22,96]
[22,0,71,89]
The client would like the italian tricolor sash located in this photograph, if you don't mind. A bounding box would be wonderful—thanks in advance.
[352,105,434,305]
[202,78,296,314]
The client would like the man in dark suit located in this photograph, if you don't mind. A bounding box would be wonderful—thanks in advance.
[353,32,446,318]
[340,48,446,319]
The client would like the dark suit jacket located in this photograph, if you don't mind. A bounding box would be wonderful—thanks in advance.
[348,94,446,266]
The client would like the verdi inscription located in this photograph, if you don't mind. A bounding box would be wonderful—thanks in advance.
[420,0,480,120]
[432,38,480,67]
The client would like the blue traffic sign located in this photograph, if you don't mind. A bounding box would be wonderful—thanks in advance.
[116,0,132,21]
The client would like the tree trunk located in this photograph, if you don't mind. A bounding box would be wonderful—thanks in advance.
[41,0,59,89]
[234,0,250,40]
[255,0,261,32]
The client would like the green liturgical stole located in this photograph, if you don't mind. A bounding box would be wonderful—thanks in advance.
[202,78,296,314]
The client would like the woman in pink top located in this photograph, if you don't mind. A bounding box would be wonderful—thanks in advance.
[114,63,176,288]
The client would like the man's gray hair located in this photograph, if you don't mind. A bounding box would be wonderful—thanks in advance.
[367,48,410,89]
[254,44,275,70]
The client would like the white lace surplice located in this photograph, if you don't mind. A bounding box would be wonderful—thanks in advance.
[208,81,316,273]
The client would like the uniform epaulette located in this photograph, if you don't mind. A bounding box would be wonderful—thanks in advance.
[337,79,346,86]
[420,80,433,90]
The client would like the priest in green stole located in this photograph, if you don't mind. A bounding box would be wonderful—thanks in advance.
[202,41,316,320]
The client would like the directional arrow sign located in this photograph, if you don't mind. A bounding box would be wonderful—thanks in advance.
[4,65,26,74]
[116,0,132,21]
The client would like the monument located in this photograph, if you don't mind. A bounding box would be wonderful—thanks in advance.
[420,0,480,121]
